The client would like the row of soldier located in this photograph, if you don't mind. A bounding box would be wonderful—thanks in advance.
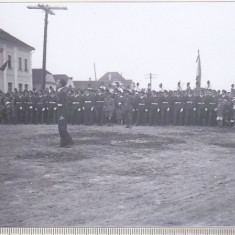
[0,85,234,127]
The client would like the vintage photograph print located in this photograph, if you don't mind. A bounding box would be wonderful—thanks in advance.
[0,2,235,227]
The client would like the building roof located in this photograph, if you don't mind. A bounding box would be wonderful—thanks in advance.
[32,69,53,84]
[74,72,135,90]
[73,81,97,90]
[54,74,73,83]
[0,28,34,51]
[99,72,127,83]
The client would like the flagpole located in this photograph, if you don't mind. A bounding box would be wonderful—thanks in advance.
[196,49,201,89]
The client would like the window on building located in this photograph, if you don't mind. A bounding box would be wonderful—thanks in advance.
[24,59,28,71]
[8,55,12,69]
[25,84,28,91]
[8,82,13,92]
[18,57,22,71]
[19,83,23,92]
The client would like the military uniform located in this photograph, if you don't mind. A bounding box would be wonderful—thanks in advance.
[82,91,94,125]
[103,94,115,125]
[196,94,207,125]
[67,91,73,124]
[184,93,194,126]
[159,93,171,125]
[148,93,160,125]
[123,91,135,128]
[136,93,148,125]
[172,92,184,125]
[0,93,5,124]
[48,92,57,124]
[230,96,235,126]
[206,93,218,126]
[216,95,228,127]
[27,92,35,124]
[57,86,74,147]
[42,93,50,124]
[115,94,124,124]
[23,92,31,124]
[222,95,232,126]
[35,93,43,124]
[14,92,23,124]
[94,92,105,125]
[31,92,38,124]
[3,94,12,124]
[191,93,199,126]
[132,93,138,125]
[71,92,82,125]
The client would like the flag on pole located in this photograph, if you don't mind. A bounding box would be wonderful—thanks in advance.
[0,60,8,71]
[196,50,201,88]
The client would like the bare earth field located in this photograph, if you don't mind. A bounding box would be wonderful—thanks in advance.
[0,124,234,227]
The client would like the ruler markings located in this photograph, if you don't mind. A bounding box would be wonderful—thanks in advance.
[0,227,235,235]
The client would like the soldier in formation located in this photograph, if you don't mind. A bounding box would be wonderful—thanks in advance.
[0,82,234,128]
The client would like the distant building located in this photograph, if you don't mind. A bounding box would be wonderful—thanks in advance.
[73,80,97,91]
[74,72,135,91]
[54,74,75,88]
[0,28,34,92]
[32,69,56,91]
[99,72,134,89]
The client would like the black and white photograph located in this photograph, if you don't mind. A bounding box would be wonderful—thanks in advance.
[0,1,235,227]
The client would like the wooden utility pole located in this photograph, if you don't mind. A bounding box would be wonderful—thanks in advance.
[27,4,67,90]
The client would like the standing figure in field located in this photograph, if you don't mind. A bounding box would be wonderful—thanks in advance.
[3,92,12,124]
[82,89,95,126]
[136,91,148,126]
[230,96,235,127]
[148,91,160,126]
[159,90,171,126]
[48,90,57,124]
[115,93,124,125]
[94,89,105,125]
[123,90,135,128]
[230,84,235,127]
[0,91,4,124]
[71,90,82,125]
[57,78,74,147]
[184,90,194,125]
[103,92,115,125]
[216,90,229,127]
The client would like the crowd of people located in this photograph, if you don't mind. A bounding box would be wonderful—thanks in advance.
[0,82,234,128]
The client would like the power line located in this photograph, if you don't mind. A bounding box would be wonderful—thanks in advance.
[27,4,67,90]
[145,73,157,89]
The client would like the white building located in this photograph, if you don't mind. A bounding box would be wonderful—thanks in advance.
[0,28,34,92]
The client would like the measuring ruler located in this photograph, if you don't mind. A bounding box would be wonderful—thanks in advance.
[0,228,235,235]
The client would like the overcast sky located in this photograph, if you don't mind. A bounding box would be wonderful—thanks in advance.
[1,2,235,91]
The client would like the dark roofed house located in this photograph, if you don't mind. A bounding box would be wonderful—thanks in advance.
[99,72,134,89]
[54,74,75,88]
[73,72,134,91]
[0,28,34,92]
[32,69,56,91]
[99,72,127,82]
[73,80,96,91]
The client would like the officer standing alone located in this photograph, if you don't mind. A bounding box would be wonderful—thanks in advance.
[57,78,74,147]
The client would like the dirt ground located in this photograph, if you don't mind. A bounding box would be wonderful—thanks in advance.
[0,124,234,227]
